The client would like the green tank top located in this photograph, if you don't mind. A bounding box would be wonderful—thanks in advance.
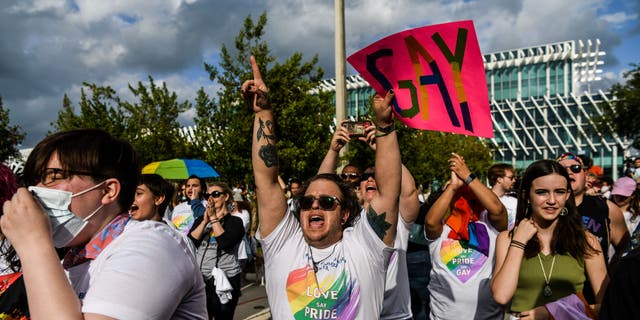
[510,252,585,312]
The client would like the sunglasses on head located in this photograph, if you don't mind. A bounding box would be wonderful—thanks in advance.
[298,195,342,211]
[341,173,359,180]
[565,164,583,174]
[204,191,224,199]
[360,173,375,181]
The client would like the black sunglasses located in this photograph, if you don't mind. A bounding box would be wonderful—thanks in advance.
[360,173,375,181]
[564,164,583,174]
[204,191,224,199]
[341,173,360,180]
[299,195,342,211]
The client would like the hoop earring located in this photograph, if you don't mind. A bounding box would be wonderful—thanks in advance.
[560,207,568,216]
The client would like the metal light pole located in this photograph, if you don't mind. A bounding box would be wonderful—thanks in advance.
[335,0,347,158]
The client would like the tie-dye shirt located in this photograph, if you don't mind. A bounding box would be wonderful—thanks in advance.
[426,212,501,320]
[257,208,392,319]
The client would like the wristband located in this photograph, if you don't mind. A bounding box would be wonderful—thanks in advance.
[210,219,220,224]
[510,239,526,250]
[375,122,395,137]
[464,173,477,185]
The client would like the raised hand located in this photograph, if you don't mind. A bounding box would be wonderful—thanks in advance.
[448,153,471,183]
[372,90,395,126]
[513,218,538,244]
[330,120,351,152]
[241,56,270,112]
[359,125,377,151]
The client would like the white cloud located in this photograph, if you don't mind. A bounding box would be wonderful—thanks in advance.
[0,0,635,148]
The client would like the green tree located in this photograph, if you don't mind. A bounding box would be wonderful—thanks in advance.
[195,12,333,185]
[54,79,200,166]
[52,83,127,136]
[120,76,201,165]
[0,97,26,162]
[595,63,640,148]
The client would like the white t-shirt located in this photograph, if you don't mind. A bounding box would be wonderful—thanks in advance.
[67,220,207,319]
[427,215,501,320]
[257,208,392,319]
[499,195,518,231]
[624,210,640,235]
[171,200,207,235]
[381,216,413,319]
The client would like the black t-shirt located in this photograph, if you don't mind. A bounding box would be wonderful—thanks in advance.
[599,247,640,319]
[577,195,610,260]
[577,194,610,305]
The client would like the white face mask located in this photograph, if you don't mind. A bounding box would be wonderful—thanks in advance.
[29,182,105,248]
[600,186,610,193]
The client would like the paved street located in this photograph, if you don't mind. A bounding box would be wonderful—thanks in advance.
[234,272,271,320]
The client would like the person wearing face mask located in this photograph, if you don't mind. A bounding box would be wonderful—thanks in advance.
[188,182,244,320]
[1,129,207,319]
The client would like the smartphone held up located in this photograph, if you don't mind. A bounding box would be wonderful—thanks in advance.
[342,120,372,138]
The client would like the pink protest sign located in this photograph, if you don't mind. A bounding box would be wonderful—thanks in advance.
[347,20,492,138]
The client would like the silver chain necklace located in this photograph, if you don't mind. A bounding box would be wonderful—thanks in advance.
[537,253,556,297]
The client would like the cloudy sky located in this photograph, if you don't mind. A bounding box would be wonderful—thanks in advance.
[1,0,638,148]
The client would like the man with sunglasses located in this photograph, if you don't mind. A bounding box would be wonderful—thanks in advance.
[319,122,421,319]
[557,152,629,303]
[244,56,401,319]
[1,129,206,319]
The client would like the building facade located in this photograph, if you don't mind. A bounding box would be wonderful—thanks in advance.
[318,39,630,178]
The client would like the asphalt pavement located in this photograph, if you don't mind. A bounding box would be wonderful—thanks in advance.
[234,272,271,320]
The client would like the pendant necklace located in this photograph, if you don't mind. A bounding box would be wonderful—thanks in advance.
[309,243,337,273]
[537,253,556,297]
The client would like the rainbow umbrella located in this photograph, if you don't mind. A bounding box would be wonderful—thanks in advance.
[142,158,219,180]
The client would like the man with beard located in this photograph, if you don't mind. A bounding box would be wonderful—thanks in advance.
[488,163,518,230]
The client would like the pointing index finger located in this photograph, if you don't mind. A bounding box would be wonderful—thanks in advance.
[250,56,263,84]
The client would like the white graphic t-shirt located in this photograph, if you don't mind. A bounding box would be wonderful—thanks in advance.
[381,216,413,319]
[257,208,392,319]
[427,214,501,320]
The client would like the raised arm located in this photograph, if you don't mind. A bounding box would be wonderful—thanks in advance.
[491,220,538,305]
[367,91,401,247]
[361,126,419,224]
[425,173,459,239]
[243,56,287,238]
[449,153,507,231]
[317,120,351,175]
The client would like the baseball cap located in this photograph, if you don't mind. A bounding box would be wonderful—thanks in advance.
[611,177,637,197]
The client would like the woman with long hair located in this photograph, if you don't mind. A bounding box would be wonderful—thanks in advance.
[492,160,608,319]
[188,181,244,320]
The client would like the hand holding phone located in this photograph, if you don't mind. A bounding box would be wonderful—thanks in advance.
[342,120,372,137]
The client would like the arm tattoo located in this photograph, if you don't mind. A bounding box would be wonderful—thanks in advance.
[366,206,392,240]
[257,117,278,167]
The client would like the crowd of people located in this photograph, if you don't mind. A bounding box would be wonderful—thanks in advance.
[0,56,638,319]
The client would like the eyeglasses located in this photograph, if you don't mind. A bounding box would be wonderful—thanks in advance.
[299,195,342,211]
[341,173,360,180]
[504,175,515,180]
[41,168,104,185]
[564,164,583,174]
[204,191,224,199]
[360,173,375,181]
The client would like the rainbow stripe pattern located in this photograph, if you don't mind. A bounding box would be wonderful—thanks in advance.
[286,264,359,319]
